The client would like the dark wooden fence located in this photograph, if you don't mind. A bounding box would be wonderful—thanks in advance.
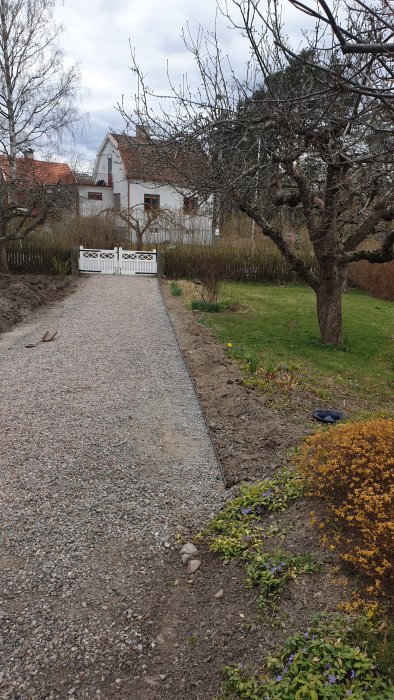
[5,241,393,302]
[6,242,71,274]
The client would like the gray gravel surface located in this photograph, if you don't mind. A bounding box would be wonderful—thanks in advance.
[0,276,224,699]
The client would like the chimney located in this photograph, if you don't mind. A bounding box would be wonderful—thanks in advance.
[24,148,34,159]
[135,125,150,141]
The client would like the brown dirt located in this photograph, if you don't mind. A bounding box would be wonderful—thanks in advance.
[162,281,317,487]
[0,273,78,335]
[122,283,352,700]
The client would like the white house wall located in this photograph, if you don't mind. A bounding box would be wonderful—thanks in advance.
[129,181,182,210]
[85,134,214,243]
[94,139,120,186]
[78,186,113,216]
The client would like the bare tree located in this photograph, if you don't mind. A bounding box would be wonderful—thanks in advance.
[0,0,80,272]
[271,0,394,114]
[288,0,394,55]
[120,0,393,346]
[99,203,176,249]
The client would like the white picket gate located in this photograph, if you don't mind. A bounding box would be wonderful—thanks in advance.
[79,247,157,276]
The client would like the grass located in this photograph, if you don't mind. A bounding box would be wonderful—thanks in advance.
[198,283,394,410]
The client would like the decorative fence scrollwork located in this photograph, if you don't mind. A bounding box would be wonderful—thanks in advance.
[79,247,157,275]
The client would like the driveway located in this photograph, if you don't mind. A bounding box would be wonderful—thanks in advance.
[0,276,223,699]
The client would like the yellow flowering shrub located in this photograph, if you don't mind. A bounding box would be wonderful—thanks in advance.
[295,419,394,596]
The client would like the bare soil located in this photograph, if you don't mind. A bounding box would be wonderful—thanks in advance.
[162,282,317,487]
[0,273,77,334]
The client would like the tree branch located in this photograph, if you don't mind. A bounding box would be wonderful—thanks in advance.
[338,229,394,264]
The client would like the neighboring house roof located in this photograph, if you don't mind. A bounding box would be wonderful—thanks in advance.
[73,172,95,186]
[74,172,111,188]
[109,132,192,186]
[0,156,76,185]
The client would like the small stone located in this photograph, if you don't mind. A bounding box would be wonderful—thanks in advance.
[180,543,198,557]
[174,579,179,586]
[181,553,194,565]
[214,589,224,599]
[187,559,201,574]
[163,541,171,549]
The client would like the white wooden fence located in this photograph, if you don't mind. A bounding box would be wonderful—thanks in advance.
[79,247,157,276]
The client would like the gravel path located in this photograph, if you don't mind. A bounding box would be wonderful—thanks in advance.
[0,276,223,699]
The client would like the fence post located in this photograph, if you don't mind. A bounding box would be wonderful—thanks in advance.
[71,246,80,276]
[156,250,165,277]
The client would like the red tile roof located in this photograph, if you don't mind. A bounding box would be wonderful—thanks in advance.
[0,156,76,185]
[111,133,196,185]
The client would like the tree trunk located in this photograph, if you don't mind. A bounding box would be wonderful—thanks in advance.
[0,239,9,273]
[136,232,143,250]
[315,261,346,346]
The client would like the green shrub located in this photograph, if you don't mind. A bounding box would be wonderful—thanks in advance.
[220,615,393,699]
[246,552,321,610]
[170,281,182,296]
[191,299,229,312]
[204,471,316,612]
[51,256,71,277]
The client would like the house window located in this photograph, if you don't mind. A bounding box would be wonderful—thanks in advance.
[183,196,198,214]
[144,194,160,210]
[114,193,121,210]
[88,191,103,201]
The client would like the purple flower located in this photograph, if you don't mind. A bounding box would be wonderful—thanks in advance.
[275,674,283,681]
[241,506,252,515]
[329,674,337,684]
[346,692,353,697]
[262,489,273,498]
[349,670,355,679]
[287,654,295,663]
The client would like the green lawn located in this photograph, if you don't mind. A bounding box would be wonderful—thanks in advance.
[200,283,394,411]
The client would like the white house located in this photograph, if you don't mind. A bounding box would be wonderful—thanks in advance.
[76,128,213,245]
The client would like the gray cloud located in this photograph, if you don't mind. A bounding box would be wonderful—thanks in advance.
[55,0,313,165]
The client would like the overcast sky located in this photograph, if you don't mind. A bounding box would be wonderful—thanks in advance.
[54,0,311,168]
